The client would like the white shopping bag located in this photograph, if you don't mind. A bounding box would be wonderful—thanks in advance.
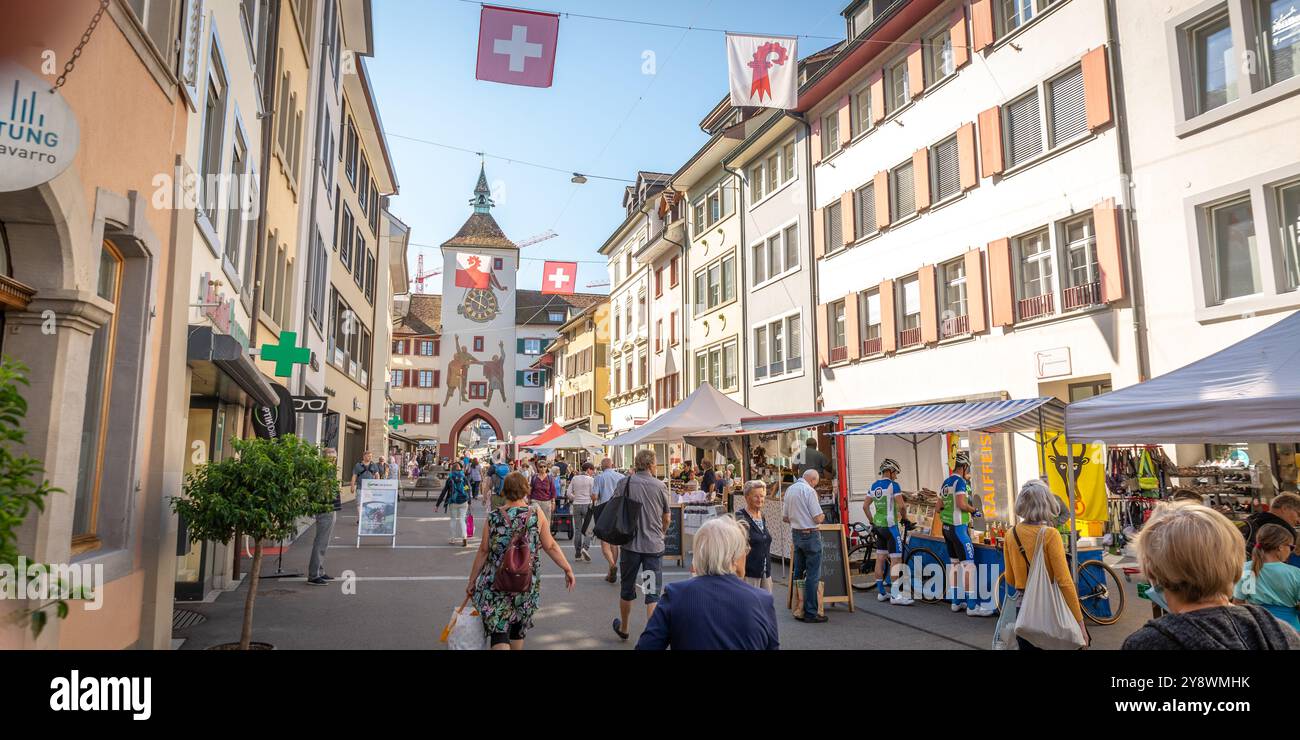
[440,597,488,650]
[1013,528,1085,650]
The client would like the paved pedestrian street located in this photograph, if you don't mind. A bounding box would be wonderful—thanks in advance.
[176,498,1149,651]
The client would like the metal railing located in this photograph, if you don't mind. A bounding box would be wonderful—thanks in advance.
[899,327,922,347]
[941,314,969,339]
[862,336,883,356]
[829,345,848,363]
[1062,281,1102,311]
[1018,293,1055,321]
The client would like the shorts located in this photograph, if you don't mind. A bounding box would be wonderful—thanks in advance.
[619,549,664,604]
[873,525,902,557]
[489,622,527,645]
[942,523,975,562]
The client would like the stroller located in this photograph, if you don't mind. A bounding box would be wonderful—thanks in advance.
[550,496,574,540]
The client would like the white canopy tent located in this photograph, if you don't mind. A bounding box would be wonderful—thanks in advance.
[605,383,756,447]
[1066,311,1300,443]
[527,428,609,456]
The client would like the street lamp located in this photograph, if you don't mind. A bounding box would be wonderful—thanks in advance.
[571,173,588,184]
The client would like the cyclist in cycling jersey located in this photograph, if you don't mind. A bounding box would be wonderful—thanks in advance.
[940,452,995,617]
[866,458,914,605]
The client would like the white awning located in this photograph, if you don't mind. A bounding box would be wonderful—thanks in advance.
[606,383,755,447]
[834,398,1066,436]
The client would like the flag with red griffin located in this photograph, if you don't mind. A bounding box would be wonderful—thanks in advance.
[726,33,798,110]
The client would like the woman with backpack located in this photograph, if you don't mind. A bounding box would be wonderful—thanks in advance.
[467,472,576,649]
[441,463,471,547]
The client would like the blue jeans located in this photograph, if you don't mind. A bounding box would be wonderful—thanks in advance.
[792,530,823,618]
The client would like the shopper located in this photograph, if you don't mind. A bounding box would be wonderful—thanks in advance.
[1004,479,1087,650]
[351,450,380,491]
[1242,492,1300,560]
[550,465,563,501]
[530,464,556,519]
[468,458,482,500]
[306,480,342,586]
[735,480,773,592]
[799,438,829,477]
[593,457,625,583]
[784,469,828,623]
[611,449,671,641]
[699,459,717,500]
[568,461,597,562]
[635,516,779,650]
[466,472,576,650]
[442,464,471,546]
[866,459,915,606]
[491,460,510,509]
[940,452,992,616]
[1234,523,1300,630]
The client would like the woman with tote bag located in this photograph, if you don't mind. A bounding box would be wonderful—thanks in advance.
[1000,480,1088,650]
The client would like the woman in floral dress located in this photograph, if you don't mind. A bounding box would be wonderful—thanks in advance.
[466,472,575,649]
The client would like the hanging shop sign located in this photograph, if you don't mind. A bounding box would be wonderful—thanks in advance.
[0,62,80,193]
[291,395,328,414]
[252,382,297,440]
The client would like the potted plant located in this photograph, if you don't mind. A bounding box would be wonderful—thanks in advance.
[172,434,337,649]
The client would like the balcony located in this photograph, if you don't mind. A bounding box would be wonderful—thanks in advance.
[1018,293,1055,321]
[0,275,35,310]
[829,345,848,363]
[1062,281,1102,311]
[862,336,883,356]
[940,314,969,339]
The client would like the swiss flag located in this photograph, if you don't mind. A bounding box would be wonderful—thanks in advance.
[476,5,560,88]
[541,261,577,295]
[455,253,492,289]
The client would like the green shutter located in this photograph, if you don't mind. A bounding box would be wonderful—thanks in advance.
[515,402,524,419]
[517,339,526,354]
[516,370,525,386]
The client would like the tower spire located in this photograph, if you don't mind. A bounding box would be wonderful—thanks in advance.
[470,162,494,213]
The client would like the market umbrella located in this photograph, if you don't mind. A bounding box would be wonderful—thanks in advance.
[605,383,756,447]
[534,427,608,451]
[519,422,566,449]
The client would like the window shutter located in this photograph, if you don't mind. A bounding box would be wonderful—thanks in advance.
[958,122,978,190]
[515,403,524,420]
[816,303,829,367]
[404,404,415,423]
[434,370,441,387]
[965,248,988,333]
[517,339,526,354]
[1094,198,1126,302]
[934,137,960,201]
[811,117,822,165]
[1006,92,1043,166]
[845,292,861,360]
[826,202,842,251]
[874,171,890,230]
[879,280,897,353]
[179,0,206,103]
[1082,46,1113,131]
[856,184,876,238]
[950,7,970,69]
[870,71,886,124]
[516,370,525,386]
[907,41,925,98]
[987,238,1015,327]
[919,264,938,344]
[1049,66,1087,145]
[913,148,931,211]
[971,0,994,52]
[813,206,826,259]
[403,370,412,386]
[978,106,1004,177]
[838,94,852,147]
[840,191,855,247]
[433,405,440,423]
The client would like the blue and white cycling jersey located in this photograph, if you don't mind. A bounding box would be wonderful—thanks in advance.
[868,478,903,527]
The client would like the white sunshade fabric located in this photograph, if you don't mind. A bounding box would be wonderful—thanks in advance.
[605,382,756,447]
[1066,311,1300,444]
[534,428,608,451]
[834,398,1066,436]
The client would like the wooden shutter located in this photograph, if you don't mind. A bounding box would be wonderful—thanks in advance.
[978,106,1004,177]
[1082,46,1113,131]
[516,338,526,354]
[965,248,988,334]
[846,292,861,360]
[811,117,822,165]
[907,41,925,98]
[950,7,970,69]
[987,238,1014,327]
[840,191,855,248]
[971,0,994,52]
[813,206,826,259]
[913,148,931,212]
[515,403,524,420]
[838,94,852,148]
[433,370,441,387]
[1094,198,1126,302]
[919,265,938,344]
[879,279,897,353]
[958,122,978,191]
[816,303,830,367]
[433,405,440,423]
[874,171,890,230]
[516,370,525,386]
[405,404,416,423]
[870,71,886,124]
[401,369,409,386]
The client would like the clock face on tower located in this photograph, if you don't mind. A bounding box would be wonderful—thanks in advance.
[459,287,499,323]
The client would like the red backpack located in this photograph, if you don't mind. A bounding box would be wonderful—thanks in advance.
[492,507,534,593]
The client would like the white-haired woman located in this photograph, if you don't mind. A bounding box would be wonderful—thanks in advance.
[1003,479,1087,649]
[635,516,779,650]
[735,481,774,591]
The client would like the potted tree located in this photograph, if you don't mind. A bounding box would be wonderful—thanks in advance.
[173,434,338,649]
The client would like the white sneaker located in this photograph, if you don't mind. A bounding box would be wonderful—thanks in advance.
[877,592,889,602]
[890,594,915,606]
[966,605,997,617]
[951,602,964,613]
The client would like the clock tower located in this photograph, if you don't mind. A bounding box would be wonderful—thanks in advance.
[438,165,518,458]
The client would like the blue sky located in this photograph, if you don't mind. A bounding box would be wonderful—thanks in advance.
[368,0,848,294]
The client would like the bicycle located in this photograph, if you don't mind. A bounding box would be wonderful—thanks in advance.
[993,541,1127,625]
[846,521,947,603]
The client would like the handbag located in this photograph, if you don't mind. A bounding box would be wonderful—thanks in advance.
[440,596,488,650]
[1013,525,1085,650]
[491,507,534,593]
[467,512,474,538]
[593,477,641,546]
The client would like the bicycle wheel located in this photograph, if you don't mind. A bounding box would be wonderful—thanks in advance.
[847,543,878,592]
[993,572,1008,611]
[1076,559,1126,625]
[904,547,946,603]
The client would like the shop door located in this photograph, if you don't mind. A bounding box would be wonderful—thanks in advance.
[175,400,215,601]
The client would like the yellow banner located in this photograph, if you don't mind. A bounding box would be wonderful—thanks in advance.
[1037,432,1107,522]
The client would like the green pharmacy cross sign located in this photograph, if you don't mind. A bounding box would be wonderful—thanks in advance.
[388,415,404,430]
[261,331,311,377]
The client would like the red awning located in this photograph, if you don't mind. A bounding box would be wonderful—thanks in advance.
[519,422,566,448]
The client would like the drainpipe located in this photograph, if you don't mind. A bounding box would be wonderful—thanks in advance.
[722,161,747,409]
[1104,0,1151,383]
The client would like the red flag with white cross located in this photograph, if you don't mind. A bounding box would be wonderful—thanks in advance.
[476,5,560,88]
[541,261,577,295]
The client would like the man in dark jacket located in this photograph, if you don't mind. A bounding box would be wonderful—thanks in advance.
[1242,492,1300,560]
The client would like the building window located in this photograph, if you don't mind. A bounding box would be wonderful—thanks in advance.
[655,267,663,297]
[998,0,1054,38]
[1260,0,1300,87]
[750,139,797,202]
[338,206,354,272]
[931,135,961,204]
[365,250,376,304]
[690,178,734,235]
[420,340,435,356]
[783,140,795,181]
[751,224,799,287]
[1186,8,1238,115]
[822,110,840,157]
[1279,180,1300,292]
[1004,90,1044,168]
[670,310,678,345]
[754,312,803,381]
[473,336,484,352]
[345,116,358,185]
[548,310,564,322]
[941,259,969,338]
[851,83,873,137]
[828,299,847,363]
[223,129,248,269]
[886,57,910,115]
[655,318,663,352]
[522,402,542,420]
[1206,194,1259,302]
[308,230,327,328]
[1061,214,1102,310]
[390,369,404,387]
[419,370,434,388]
[693,253,736,313]
[825,200,843,253]
[1068,380,1113,401]
[860,290,883,355]
[198,41,229,227]
[1047,65,1087,148]
[694,339,739,392]
[854,183,877,240]
[899,276,922,347]
[925,25,955,85]
[1016,229,1057,319]
[670,255,680,286]
[417,404,433,424]
[890,160,916,221]
[469,382,487,400]
[523,338,542,355]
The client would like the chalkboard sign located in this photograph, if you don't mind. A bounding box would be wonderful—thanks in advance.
[786,524,854,612]
[663,505,683,565]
